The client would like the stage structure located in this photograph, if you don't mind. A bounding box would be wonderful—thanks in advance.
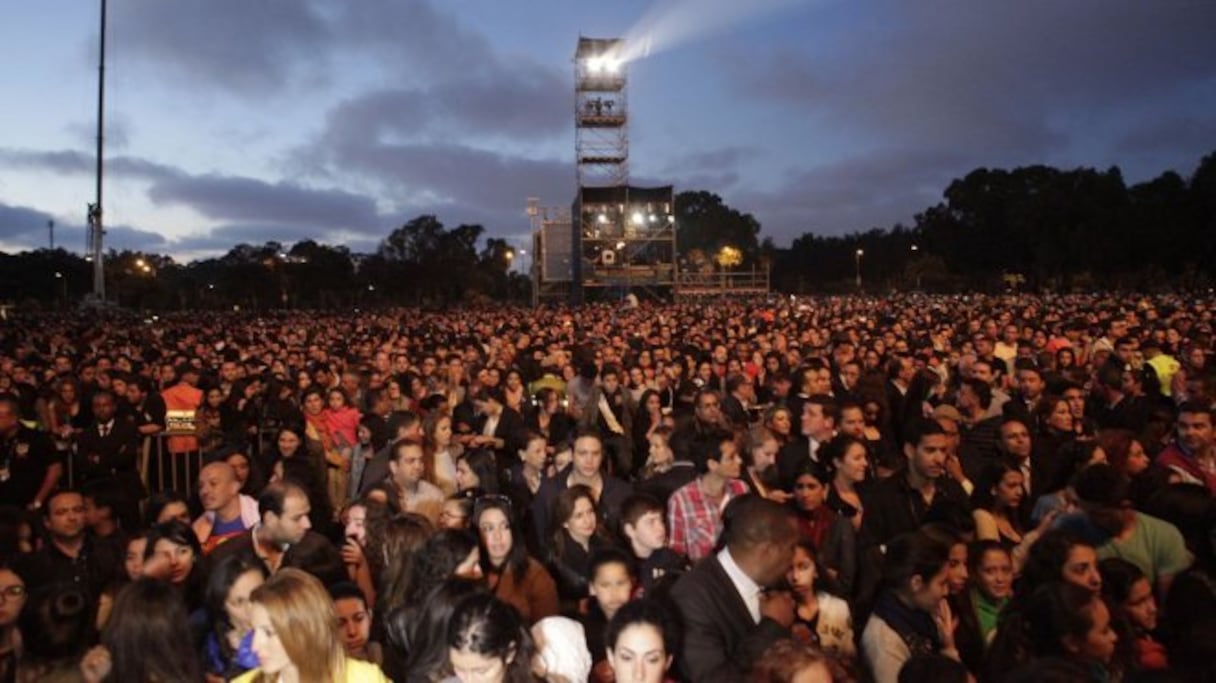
[571,37,677,303]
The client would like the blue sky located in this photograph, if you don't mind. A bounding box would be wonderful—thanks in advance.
[1,0,1214,262]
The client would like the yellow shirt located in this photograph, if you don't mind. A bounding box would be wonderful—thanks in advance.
[231,658,390,683]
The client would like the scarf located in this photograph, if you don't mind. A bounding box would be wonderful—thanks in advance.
[871,590,942,657]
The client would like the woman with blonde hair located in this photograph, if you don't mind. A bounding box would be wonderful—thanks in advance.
[234,568,389,682]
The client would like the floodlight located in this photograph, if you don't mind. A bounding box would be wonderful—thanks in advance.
[616,241,626,250]
[631,212,644,225]
[597,213,608,224]
[648,214,658,223]
[606,58,621,73]
[587,57,604,73]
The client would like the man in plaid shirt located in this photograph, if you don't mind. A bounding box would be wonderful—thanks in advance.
[667,430,751,562]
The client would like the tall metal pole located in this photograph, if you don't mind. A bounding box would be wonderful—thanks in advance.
[92,0,107,301]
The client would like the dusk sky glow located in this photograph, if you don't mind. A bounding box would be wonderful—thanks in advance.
[1,0,1213,261]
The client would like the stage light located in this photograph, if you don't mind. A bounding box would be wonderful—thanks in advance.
[631,211,644,225]
[648,214,658,223]
[605,58,622,73]
[597,213,608,224]
[616,241,626,250]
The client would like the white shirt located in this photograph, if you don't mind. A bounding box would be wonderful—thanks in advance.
[717,547,762,624]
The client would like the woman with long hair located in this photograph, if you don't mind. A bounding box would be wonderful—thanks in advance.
[786,459,855,596]
[986,582,1119,682]
[603,599,677,683]
[785,539,855,660]
[447,594,537,683]
[473,496,559,625]
[79,578,203,683]
[392,579,485,683]
[971,461,1053,573]
[301,386,346,518]
[951,541,1013,676]
[142,519,206,612]
[547,485,614,613]
[762,405,794,446]
[824,435,868,531]
[201,555,267,680]
[234,568,389,682]
[0,565,26,683]
[1099,558,1167,673]
[455,449,500,496]
[632,389,665,462]
[860,531,961,683]
[424,411,462,497]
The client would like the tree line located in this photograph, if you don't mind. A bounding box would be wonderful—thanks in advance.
[2,150,1212,309]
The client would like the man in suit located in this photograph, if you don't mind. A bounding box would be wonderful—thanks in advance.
[776,395,837,487]
[719,373,754,429]
[74,390,142,529]
[670,495,797,682]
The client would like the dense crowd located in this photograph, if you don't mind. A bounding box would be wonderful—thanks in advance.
[0,293,1213,683]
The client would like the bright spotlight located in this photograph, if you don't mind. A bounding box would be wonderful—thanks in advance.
[587,57,604,72]
[631,212,644,225]
[648,214,658,223]
[606,58,622,73]
[597,213,608,224]
[616,241,626,250]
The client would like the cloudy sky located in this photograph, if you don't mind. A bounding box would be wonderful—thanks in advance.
[1,0,1213,262]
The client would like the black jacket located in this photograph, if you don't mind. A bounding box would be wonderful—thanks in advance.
[669,553,790,682]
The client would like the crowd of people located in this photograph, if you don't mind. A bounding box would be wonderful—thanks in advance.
[0,292,1214,683]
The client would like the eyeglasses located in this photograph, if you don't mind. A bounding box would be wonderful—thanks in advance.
[0,585,26,601]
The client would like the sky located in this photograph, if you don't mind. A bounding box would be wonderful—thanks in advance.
[1,0,1214,262]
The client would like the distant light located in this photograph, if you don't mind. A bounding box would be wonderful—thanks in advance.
[856,249,864,256]
[911,244,919,251]
[605,58,621,73]
[368,284,375,291]
[667,215,675,223]
[616,241,626,250]
[54,271,63,278]
[587,57,604,73]
[648,214,658,223]
[631,212,644,225]
[207,283,215,289]
[135,258,146,267]
[597,213,608,224]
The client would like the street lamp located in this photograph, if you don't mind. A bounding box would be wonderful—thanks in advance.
[855,249,864,291]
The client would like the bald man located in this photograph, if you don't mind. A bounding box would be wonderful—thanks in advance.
[193,461,259,554]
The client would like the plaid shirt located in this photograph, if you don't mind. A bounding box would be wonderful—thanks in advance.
[667,477,750,562]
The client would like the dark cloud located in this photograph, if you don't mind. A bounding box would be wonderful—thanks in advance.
[735,148,969,243]
[167,222,379,256]
[112,0,331,94]
[319,66,568,147]
[732,2,1216,157]
[0,148,180,181]
[146,174,381,232]
[0,201,167,253]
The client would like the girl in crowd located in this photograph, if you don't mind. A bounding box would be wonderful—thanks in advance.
[1022,529,1103,595]
[340,500,376,606]
[145,490,192,526]
[301,386,347,517]
[506,431,550,540]
[742,426,786,503]
[632,389,666,461]
[80,578,202,683]
[548,485,614,613]
[456,449,501,496]
[860,531,961,683]
[763,406,794,446]
[235,568,389,682]
[825,435,868,531]
[1098,558,1168,673]
[786,539,855,660]
[447,593,537,683]
[394,579,485,683]
[324,387,362,510]
[198,386,228,454]
[440,495,474,531]
[0,566,25,683]
[787,460,855,595]
[971,461,1052,573]
[604,599,676,683]
[951,541,1013,676]
[227,449,266,498]
[503,369,527,414]
[987,582,1119,682]
[424,411,462,497]
[474,496,559,625]
[202,555,266,681]
[376,513,436,621]
[142,519,206,612]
